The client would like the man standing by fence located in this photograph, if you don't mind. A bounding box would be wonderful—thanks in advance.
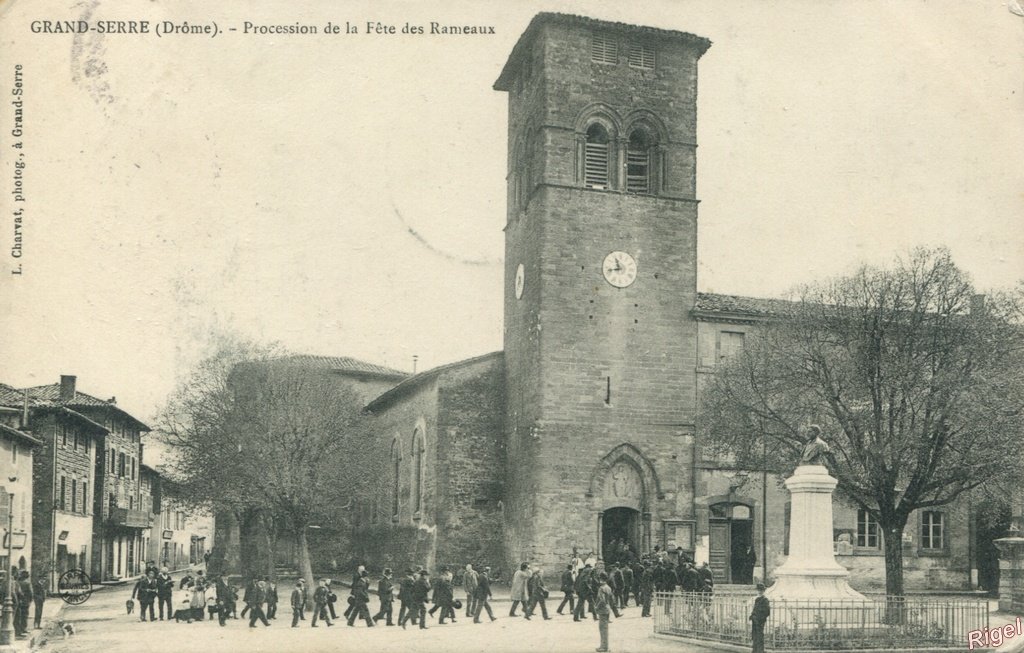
[750,583,770,653]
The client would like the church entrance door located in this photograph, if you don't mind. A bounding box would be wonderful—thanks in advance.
[709,502,755,584]
[602,507,640,565]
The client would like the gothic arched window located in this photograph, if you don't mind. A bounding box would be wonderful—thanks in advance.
[584,123,611,189]
[626,128,655,194]
[390,438,401,520]
[411,427,425,517]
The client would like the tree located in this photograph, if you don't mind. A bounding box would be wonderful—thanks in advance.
[699,248,1024,597]
[158,334,371,605]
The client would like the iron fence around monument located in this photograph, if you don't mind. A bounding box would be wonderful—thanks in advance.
[653,592,988,650]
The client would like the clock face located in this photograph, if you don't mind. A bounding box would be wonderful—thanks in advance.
[514,263,525,299]
[603,251,637,288]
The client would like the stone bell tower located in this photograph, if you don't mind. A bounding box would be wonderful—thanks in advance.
[495,13,712,569]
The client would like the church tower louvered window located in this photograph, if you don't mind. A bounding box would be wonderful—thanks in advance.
[626,128,654,194]
[584,123,611,189]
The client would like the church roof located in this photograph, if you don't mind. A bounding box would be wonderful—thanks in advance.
[495,13,712,91]
[694,292,781,319]
[265,354,407,379]
[365,351,504,413]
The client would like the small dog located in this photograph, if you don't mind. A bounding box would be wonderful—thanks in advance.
[173,608,194,624]
[126,599,135,615]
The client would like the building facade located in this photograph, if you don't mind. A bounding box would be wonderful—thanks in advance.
[0,385,40,576]
[216,13,978,591]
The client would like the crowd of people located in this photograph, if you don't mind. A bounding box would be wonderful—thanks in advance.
[121,546,723,652]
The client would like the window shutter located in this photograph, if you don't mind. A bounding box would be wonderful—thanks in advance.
[584,142,609,189]
[626,147,650,193]
[629,44,655,70]
[591,34,618,65]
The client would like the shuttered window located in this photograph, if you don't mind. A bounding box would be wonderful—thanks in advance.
[629,43,656,70]
[584,123,611,189]
[591,34,618,65]
[626,128,654,194]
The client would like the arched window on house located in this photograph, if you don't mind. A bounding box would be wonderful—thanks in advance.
[390,438,401,520]
[584,123,611,189]
[411,428,425,518]
[626,127,655,194]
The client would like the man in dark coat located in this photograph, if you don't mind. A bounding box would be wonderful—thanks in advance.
[373,568,395,626]
[264,577,279,619]
[214,574,233,626]
[639,564,655,617]
[14,571,32,636]
[681,562,702,593]
[311,578,332,627]
[573,562,596,621]
[290,581,304,627]
[435,570,456,624]
[32,575,46,630]
[556,564,575,615]
[247,579,270,627]
[410,570,431,629]
[397,569,417,628]
[241,576,257,618]
[525,566,550,620]
[750,583,770,653]
[472,567,496,623]
[135,571,158,622]
[346,569,375,627]
[156,566,174,620]
[698,562,715,594]
[620,563,634,607]
[609,564,625,609]
[463,564,478,618]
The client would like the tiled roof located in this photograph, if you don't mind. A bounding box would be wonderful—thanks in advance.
[267,355,407,379]
[20,384,150,431]
[0,422,43,446]
[694,292,787,318]
[495,12,712,91]
[365,352,504,413]
[0,383,34,407]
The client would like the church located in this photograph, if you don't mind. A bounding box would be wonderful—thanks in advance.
[295,13,979,590]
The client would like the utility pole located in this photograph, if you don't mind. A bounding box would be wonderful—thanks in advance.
[0,486,16,652]
[761,418,768,586]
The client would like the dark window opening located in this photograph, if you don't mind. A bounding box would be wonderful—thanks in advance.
[626,129,653,194]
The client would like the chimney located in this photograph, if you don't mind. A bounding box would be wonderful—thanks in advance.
[21,390,29,429]
[970,294,987,315]
[59,375,77,402]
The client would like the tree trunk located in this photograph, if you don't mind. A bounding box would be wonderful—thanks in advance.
[882,520,907,623]
[258,510,276,580]
[297,526,317,610]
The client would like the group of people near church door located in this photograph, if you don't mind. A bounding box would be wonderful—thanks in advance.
[3,567,46,639]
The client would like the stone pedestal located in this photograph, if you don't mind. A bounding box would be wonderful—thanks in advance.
[995,536,1024,613]
[766,465,865,600]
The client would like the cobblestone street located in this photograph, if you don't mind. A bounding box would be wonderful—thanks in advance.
[40,585,707,653]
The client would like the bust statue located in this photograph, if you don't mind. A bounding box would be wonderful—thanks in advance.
[799,424,830,466]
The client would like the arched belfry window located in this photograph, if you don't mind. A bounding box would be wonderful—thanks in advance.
[390,438,401,520]
[584,123,611,189]
[626,128,655,194]
[411,427,425,518]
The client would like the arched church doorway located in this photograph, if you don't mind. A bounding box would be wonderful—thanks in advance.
[602,507,640,564]
[709,501,756,584]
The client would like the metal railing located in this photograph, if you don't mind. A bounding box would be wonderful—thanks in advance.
[653,592,988,650]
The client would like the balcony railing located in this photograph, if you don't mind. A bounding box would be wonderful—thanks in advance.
[107,507,152,528]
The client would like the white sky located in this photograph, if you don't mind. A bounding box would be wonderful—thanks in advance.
[1,0,1021,431]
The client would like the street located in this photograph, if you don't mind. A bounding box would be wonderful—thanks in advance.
[43,586,708,653]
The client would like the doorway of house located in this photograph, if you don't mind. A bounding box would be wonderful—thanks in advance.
[709,502,756,584]
[603,507,640,564]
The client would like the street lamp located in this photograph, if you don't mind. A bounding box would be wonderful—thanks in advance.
[0,477,17,652]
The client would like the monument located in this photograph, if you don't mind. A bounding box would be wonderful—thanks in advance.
[766,426,866,600]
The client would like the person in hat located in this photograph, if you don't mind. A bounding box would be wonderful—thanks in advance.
[750,583,770,653]
[311,578,333,627]
[410,570,431,629]
[297,578,308,620]
[290,581,304,627]
[373,568,395,626]
[463,564,478,618]
[525,565,550,620]
[556,564,575,616]
[346,569,375,627]
[398,569,417,628]
[472,566,496,623]
[593,571,620,653]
